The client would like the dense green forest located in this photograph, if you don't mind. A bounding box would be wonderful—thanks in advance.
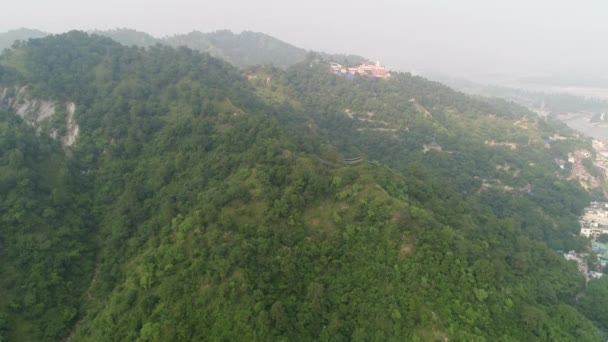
[0,31,607,341]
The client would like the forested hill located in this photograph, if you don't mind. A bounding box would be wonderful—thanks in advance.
[0,31,606,341]
[91,28,160,48]
[91,28,308,68]
[101,29,369,68]
[0,28,368,68]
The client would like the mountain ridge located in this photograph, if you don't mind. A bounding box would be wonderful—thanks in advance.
[0,28,369,69]
[0,31,606,341]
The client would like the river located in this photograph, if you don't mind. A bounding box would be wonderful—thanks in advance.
[558,113,608,139]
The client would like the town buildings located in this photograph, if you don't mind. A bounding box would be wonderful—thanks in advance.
[579,201,608,238]
[567,201,608,280]
[563,249,605,281]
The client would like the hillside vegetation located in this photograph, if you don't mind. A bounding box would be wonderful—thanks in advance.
[0,31,606,341]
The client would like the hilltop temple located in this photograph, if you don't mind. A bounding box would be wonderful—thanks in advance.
[330,61,391,79]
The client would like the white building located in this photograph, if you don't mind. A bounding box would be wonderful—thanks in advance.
[580,225,608,238]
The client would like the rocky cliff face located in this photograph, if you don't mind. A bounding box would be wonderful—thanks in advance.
[62,101,79,151]
[0,85,79,152]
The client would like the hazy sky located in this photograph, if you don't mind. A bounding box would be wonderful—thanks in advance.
[3,0,608,81]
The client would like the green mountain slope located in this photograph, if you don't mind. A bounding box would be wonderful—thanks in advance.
[0,32,606,341]
[0,109,93,339]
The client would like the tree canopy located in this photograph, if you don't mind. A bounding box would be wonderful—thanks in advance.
[0,32,605,341]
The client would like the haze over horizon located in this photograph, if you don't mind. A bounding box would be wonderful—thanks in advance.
[3,0,608,84]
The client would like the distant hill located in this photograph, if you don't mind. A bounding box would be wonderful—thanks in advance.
[92,28,161,48]
[435,75,608,115]
[0,28,368,68]
[164,30,307,68]
[0,28,47,51]
[162,30,368,68]
[520,75,608,89]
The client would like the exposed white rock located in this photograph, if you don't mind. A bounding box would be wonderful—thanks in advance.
[62,102,79,150]
[0,85,79,153]
[15,97,56,125]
